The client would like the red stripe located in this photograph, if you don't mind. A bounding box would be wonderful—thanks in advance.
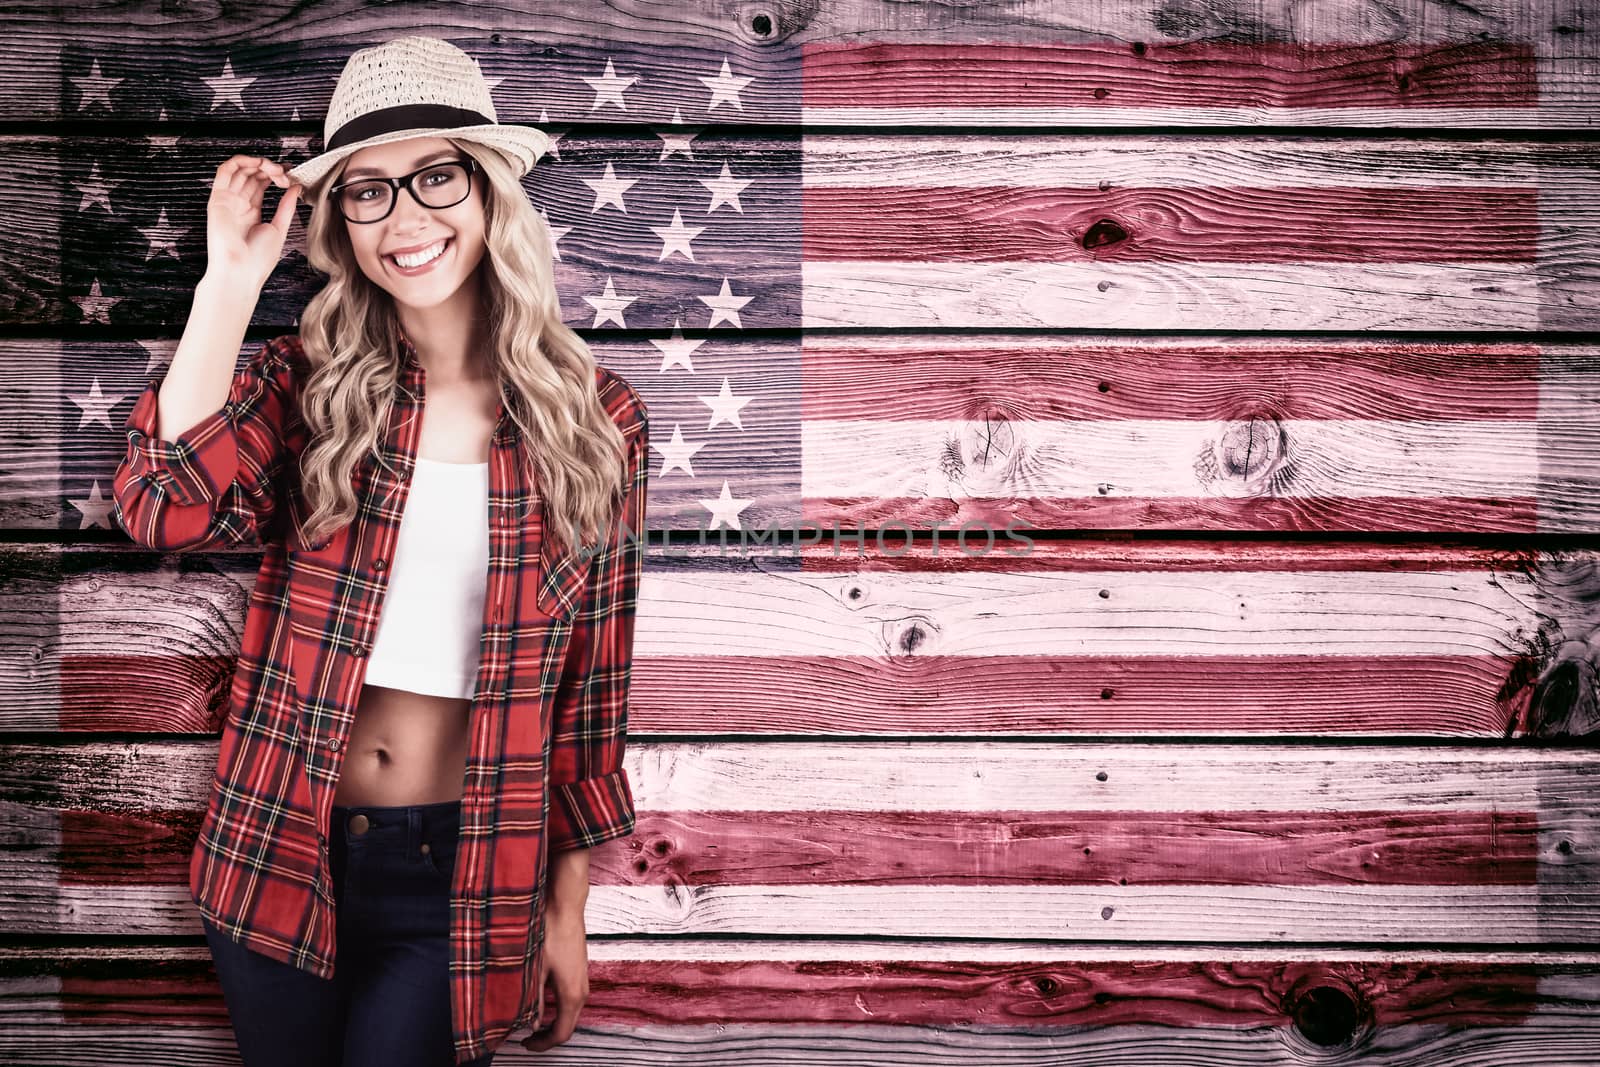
[62,652,1531,737]
[800,41,1539,110]
[56,958,1546,1028]
[801,495,1540,534]
[801,184,1540,263]
[799,343,1542,421]
[56,805,1537,888]
[582,958,1540,1027]
[592,809,1537,887]
[789,538,1524,572]
[631,654,1526,737]
[56,653,233,732]
[56,809,200,885]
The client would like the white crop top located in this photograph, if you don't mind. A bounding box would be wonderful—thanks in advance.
[362,456,491,700]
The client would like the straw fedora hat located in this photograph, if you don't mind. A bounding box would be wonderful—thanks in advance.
[287,35,551,190]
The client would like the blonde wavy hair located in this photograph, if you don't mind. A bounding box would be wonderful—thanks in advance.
[292,136,627,555]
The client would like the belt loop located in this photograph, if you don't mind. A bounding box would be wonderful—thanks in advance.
[408,805,422,857]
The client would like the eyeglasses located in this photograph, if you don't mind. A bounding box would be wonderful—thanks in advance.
[328,157,479,224]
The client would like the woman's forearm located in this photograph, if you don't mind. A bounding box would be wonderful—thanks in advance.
[547,847,591,917]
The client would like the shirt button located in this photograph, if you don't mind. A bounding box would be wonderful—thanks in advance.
[326,737,341,752]
[373,558,387,571]
[352,643,368,657]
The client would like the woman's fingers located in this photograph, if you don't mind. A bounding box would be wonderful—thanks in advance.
[218,156,290,194]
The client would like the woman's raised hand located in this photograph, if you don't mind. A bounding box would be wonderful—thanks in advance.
[205,155,304,293]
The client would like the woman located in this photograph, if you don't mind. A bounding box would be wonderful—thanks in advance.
[111,35,647,1067]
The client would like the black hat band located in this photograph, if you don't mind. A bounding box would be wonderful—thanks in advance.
[326,104,494,152]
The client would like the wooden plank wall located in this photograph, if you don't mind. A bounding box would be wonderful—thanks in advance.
[4,1,1600,1063]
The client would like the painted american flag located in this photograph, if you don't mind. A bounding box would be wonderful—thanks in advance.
[22,26,1600,1063]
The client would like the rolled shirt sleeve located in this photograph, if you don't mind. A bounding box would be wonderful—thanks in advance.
[111,337,298,552]
[546,402,649,852]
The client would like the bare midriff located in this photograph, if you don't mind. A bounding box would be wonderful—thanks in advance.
[331,685,474,806]
[330,369,499,809]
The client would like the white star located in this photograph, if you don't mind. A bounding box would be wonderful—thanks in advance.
[699,58,753,112]
[137,337,178,377]
[536,112,565,160]
[581,161,638,213]
[650,208,705,262]
[74,161,121,214]
[657,125,699,162]
[583,276,638,328]
[283,193,309,260]
[699,377,752,431]
[203,57,257,112]
[72,278,120,325]
[68,480,118,531]
[69,59,122,112]
[697,277,753,329]
[147,115,181,154]
[137,206,188,262]
[653,423,707,477]
[537,209,572,261]
[701,480,754,531]
[650,319,704,373]
[699,162,752,213]
[279,131,312,159]
[583,58,639,111]
[68,377,126,430]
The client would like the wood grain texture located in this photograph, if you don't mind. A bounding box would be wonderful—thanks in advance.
[4,4,1598,1061]
[16,337,1600,537]
[8,539,1600,737]
[3,944,1600,1046]
[2,1,1597,126]
[5,135,1597,331]
[4,1020,1600,1067]
[1,740,1594,942]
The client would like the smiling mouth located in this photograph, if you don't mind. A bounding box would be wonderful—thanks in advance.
[386,238,454,272]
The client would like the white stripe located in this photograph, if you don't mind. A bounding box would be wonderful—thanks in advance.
[640,567,1544,658]
[801,133,1545,186]
[800,261,1544,331]
[802,106,1553,129]
[799,417,1539,500]
[584,883,1595,942]
[587,940,1600,964]
[26,740,1596,812]
[629,743,1598,811]
[7,938,1597,965]
[28,879,1600,946]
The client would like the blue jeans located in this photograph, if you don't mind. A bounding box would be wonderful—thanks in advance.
[202,799,496,1067]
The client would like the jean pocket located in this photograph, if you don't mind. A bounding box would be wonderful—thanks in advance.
[421,839,457,883]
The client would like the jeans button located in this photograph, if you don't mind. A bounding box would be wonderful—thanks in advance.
[348,813,370,835]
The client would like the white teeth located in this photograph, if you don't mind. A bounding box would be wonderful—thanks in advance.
[391,239,448,268]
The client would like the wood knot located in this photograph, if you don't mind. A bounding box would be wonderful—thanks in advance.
[880,614,940,659]
[1082,218,1128,251]
[1286,983,1369,1048]
[897,621,930,654]
[1521,652,1600,738]
[1217,416,1285,480]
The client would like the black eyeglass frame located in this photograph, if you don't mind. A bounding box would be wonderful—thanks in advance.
[327,156,480,224]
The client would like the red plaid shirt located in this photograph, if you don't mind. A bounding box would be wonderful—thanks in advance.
[111,332,646,1065]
